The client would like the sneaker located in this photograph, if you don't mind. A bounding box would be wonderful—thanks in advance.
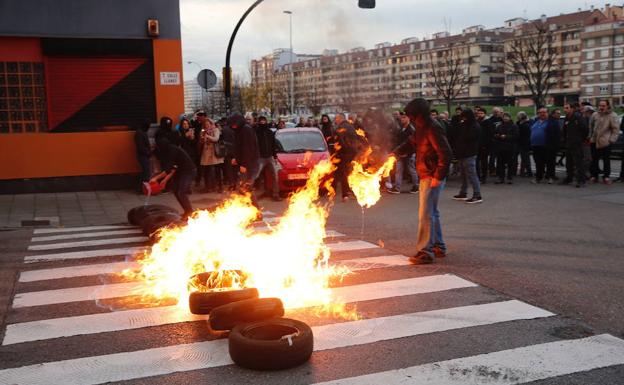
[432,246,446,259]
[603,178,613,185]
[453,194,469,201]
[590,177,597,183]
[466,196,483,204]
[614,177,623,183]
[341,196,349,202]
[384,181,393,189]
[506,179,513,185]
[408,252,434,265]
[409,186,419,194]
[387,187,401,195]
[494,179,504,185]
[547,178,555,185]
[530,179,540,184]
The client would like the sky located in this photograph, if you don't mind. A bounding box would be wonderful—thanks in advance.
[180,0,611,83]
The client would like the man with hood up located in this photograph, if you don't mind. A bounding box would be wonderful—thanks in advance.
[134,119,152,191]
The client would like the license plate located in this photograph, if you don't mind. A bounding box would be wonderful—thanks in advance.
[287,173,308,180]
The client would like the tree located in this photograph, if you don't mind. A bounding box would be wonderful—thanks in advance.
[305,86,324,116]
[505,21,559,108]
[428,44,471,114]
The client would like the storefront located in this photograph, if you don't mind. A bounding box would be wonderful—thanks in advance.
[0,0,184,192]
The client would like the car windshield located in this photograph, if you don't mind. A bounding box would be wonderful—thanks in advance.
[276,131,327,153]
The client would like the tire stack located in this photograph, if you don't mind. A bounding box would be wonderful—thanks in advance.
[188,272,314,371]
[127,205,184,242]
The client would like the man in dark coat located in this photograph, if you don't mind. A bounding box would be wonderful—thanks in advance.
[476,108,493,184]
[134,119,152,191]
[255,116,282,201]
[151,138,197,218]
[561,103,589,187]
[393,98,452,265]
[387,112,419,194]
[228,113,261,212]
[333,113,365,201]
[452,109,482,202]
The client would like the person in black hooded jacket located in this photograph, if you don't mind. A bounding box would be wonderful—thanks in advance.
[493,113,519,184]
[452,108,482,202]
[255,116,282,201]
[134,119,152,190]
[228,113,261,212]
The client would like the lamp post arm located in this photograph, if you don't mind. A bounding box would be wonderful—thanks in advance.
[225,0,265,114]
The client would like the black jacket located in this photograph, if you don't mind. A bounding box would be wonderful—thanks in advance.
[453,121,481,159]
[162,143,196,175]
[493,121,519,152]
[134,129,151,159]
[220,125,236,158]
[477,118,494,150]
[517,120,532,149]
[563,112,589,146]
[395,119,452,180]
[394,123,416,156]
[255,124,277,158]
[233,123,260,169]
[334,121,363,162]
[546,118,562,151]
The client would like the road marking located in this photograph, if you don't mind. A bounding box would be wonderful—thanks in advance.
[17,252,399,283]
[12,264,451,309]
[31,229,144,242]
[0,300,555,384]
[27,237,149,251]
[313,334,624,385]
[253,226,345,238]
[18,261,142,282]
[329,240,378,252]
[33,225,136,235]
[24,247,148,263]
[3,275,478,344]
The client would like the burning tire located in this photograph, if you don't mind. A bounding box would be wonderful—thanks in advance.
[228,318,313,370]
[188,288,259,315]
[141,212,182,236]
[209,297,284,331]
[127,205,177,226]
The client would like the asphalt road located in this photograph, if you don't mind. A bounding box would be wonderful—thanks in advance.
[0,178,623,384]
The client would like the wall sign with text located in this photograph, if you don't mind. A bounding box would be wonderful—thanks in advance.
[159,72,180,85]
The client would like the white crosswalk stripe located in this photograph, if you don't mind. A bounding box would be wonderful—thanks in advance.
[2,221,623,384]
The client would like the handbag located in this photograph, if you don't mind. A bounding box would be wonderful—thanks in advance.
[214,138,227,158]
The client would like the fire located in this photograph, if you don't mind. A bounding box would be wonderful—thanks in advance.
[125,159,359,314]
[348,155,397,208]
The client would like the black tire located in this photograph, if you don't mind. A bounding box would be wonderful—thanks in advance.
[146,219,185,241]
[141,212,182,236]
[127,205,177,226]
[209,298,284,331]
[229,318,313,371]
[188,288,259,315]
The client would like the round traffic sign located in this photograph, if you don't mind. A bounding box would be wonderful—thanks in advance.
[197,69,217,90]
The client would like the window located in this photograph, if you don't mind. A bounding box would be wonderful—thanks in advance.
[599,86,609,94]
[0,62,47,134]
[585,86,594,94]
[586,38,595,47]
[615,60,624,69]
[615,48,623,57]
[600,62,609,70]
[601,37,610,45]
[586,51,595,60]
[601,49,609,58]
[614,84,623,94]
[586,63,595,72]
[616,35,624,44]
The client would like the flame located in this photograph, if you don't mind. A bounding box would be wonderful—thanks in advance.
[125,159,363,317]
[348,155,397,208]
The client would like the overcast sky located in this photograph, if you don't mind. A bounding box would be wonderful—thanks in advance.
[180,0,610,83]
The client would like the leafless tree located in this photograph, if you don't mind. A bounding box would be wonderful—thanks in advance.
[428,44,471,114]
[506,21,559,108]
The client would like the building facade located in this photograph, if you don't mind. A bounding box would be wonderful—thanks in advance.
[252,30,509,115]
[184,80,204,115]
[0,0,184,192]
[580,20,624,105]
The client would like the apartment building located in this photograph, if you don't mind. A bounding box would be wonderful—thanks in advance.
[580,19,624,105]
[252,29,509,115]
[504,9,606,107]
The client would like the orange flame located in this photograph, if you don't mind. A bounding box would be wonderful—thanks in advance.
[348,155,397,208]
[124,160,365,317]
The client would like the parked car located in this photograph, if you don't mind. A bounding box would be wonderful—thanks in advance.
[270,127,330,192]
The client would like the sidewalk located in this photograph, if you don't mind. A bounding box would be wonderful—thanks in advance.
[0,190,225,229]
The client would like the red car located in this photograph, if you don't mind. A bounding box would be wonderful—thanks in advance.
[271,127,330,192]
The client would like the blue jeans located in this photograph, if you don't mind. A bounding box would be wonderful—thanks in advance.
[395,154,419,190]
[416,178,446,256]
[458,156,481,197]
[254,157,280,197]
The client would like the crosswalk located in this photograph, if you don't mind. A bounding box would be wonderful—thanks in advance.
[1,213,623,384]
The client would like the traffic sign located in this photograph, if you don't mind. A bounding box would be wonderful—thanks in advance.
[197,69,217,90]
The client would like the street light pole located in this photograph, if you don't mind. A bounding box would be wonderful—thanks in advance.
[224,1,374,116]
[284,10,294,117]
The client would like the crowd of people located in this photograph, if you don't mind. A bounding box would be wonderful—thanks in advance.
[134,99,623,216]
